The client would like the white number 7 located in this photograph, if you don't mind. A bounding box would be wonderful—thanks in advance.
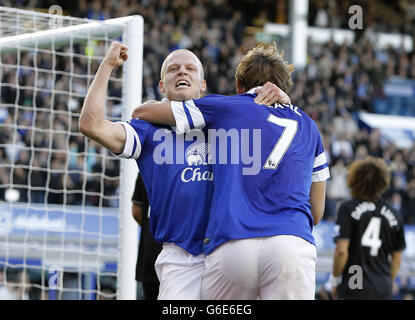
[264,114,298,170]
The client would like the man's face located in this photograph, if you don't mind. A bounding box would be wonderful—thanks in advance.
[159,50,207,101]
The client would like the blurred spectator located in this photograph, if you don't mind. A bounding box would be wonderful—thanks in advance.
[0,0,413,230]
[14,271,31,300]
[0,268,18,300]
[406,179,415,224]
[327,158,350,203]
[313,0,329,27]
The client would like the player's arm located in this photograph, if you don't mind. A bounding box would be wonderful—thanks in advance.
[390,220,406,281]
[309,180,326,225]
[311,146,330,225]
[132,101,176,126]
[390,250,403,281]
[134,97,214,135]
[333,240,349,277]
[132,83,292,125]
[79,41,128,154]
[328,203,351,299]
[254,82,291,105]
[330,239,350,299]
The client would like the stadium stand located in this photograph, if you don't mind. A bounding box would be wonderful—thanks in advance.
[0,0,414,300]
[1,0,414,223]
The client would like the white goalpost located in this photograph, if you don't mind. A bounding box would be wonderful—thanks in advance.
[0,7,143,300]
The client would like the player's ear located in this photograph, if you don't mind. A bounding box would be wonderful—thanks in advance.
[158,80,166,94]
[236,79,245,94]
[200,79,207,94]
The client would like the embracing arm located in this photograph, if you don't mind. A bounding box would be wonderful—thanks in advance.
[79,42,128,154]
[132,82,291,125]
[132,101,176,127]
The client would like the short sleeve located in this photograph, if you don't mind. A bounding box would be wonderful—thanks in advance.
[333,202,351,242]
[111,119,151,160]
[170,94,224,134]
[391,212,407,252]
[312,131,330,182]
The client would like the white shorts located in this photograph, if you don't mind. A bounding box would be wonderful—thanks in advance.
[155,243,206,300]
[201,235,317,300]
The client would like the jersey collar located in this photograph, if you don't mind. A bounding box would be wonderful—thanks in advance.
[247,86,262,95]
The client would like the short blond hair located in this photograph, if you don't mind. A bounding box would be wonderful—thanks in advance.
[235,42,294,93]
[160,49,204,81]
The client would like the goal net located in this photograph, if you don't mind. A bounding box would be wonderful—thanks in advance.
[0,7,142,300]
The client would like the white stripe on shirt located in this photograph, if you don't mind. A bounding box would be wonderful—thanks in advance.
[314,152,328,169]
[312,167,330,182]
[184,100,205,129]
[171,101,190,135]
[111,122,142,159]
[247,86,262,94]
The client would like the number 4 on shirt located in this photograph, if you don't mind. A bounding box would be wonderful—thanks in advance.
[361,217,382,256]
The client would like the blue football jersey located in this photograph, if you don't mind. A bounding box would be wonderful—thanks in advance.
[170,89,330,254]
[115,119,213,256]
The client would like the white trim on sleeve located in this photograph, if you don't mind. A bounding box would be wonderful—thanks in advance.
[184,100,205,129]
[111,122,141,159]
[313,152,328,168]
[171,101,190,135]
[312,166,330,182]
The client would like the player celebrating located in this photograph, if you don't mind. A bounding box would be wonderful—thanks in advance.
[133,42,330,299]
[79,42,289,299]
[328,156,406,300]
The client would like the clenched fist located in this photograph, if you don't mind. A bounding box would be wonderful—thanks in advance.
[102,41,128,69]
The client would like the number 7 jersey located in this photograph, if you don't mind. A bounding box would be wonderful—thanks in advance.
[170,90,330,254]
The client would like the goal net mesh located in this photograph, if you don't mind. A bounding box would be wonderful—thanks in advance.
[0,7,130,300]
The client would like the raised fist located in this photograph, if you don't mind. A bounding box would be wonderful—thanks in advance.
[102,41,128,68]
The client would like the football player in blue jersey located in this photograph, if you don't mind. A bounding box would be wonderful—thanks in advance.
[79,42,290,299]
[132,42,330,300]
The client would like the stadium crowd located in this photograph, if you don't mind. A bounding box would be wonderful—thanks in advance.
[0,0,415,226]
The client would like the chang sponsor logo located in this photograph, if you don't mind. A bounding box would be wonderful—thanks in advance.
[181,167,213,183]
[181,142,213,183]
[185,142,212,166]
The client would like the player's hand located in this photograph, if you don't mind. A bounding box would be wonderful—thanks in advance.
[102,41,128,69]
[131,100,161,118]
[255,81,291,106]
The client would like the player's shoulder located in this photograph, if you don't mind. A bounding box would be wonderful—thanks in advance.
[193,94,252,111]
[292,105,318,126]
[275,104,321,137]
[127,118,168,131]
[378,199,406,226]
[196,93,243,104]
[338,198,361,214]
